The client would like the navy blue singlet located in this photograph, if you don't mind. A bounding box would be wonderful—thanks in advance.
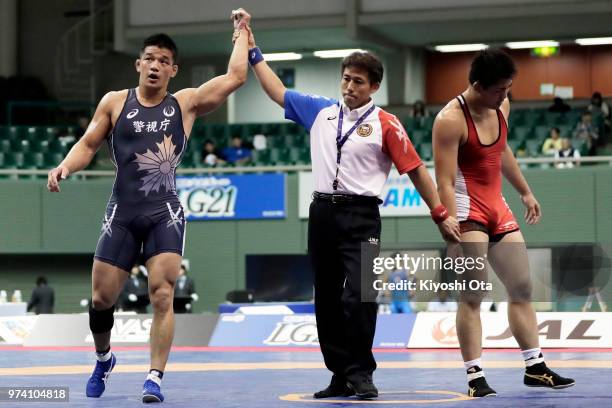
[94,88,187,271]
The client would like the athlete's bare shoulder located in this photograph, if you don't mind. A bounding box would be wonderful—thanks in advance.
[99,89,129,109]
[97,89,130,123]
[435,99,465,125]
[433,99,466,142]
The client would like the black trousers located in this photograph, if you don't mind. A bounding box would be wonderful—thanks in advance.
[308,198,381,381]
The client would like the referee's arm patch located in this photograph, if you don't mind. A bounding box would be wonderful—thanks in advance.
[379,111,423,174]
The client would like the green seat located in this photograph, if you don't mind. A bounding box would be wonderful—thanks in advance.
[0,152,5,167]
[419,143,432,161]
[562,111,581,127]
[419,116,434,131]
[44,127,59,141]
[402,117,418,132]
[557,125,572,138]
[25,152,45,168]
[511,126,532,142]
[543,112,563,125]
[8,126,24,141]
[525,139,542,157]
[409,129,428,145]
[269,147,290,164]
[507,139,523,154]
[25,127,43,142]
[11,152,25,168]
[207,124,229,141]
[44,152,64,167]
[263,123,282,136]
[48,139,68,153]
[228,124,246,138]
[509,110,527,127]
[522,111,541,127]
[11,139,31,153]
[0,126,7,140]
[281,122,301,136]
[534,126,551,141]
[266,135,285,149]
[282,134,300,148]
[0,139,10,153]
[244,123,264,137]
[297,147,311,164]
[251,149,271,165]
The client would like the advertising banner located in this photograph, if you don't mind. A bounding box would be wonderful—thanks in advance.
[177,174,286,220]
[209,314,416,348]
[408,312,612,348]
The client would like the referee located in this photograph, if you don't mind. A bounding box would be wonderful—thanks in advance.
[241,14,460,400]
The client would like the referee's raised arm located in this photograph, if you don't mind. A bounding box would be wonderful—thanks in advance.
[243,23,286,108]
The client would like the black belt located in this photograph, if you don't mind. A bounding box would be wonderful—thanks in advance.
[313,191,382,205]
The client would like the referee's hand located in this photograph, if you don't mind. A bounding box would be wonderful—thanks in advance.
[438,216,461,243]
[47,165,70,192]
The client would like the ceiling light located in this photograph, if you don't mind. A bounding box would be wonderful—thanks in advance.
[505,40,559,49]
[262,52,302,61]
[575,37,612,46]
[434,44,489,53]
[313,49,365,58]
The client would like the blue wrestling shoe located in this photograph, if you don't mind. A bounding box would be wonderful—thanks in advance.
[86,353,116,398]
[142,378,164,403]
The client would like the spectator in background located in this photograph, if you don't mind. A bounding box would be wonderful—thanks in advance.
[573,111,598,154]
[588,92,610,120]
[173,263,198,313]
[201,139,226,167]
[548,97,571,113]
[26,276,54,314]
[222,135,251,165]
[588,92,610,145]
[426,289,457,312]
[120,265,149,313]
[410,100,429,118]
[541,127,563,155]
[387,254,413,314]
[555,138,581,169]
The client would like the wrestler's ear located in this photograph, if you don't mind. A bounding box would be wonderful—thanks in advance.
[370,81,380,94]
[135,58,141,73]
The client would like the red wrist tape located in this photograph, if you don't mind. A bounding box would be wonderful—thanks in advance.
[431,204,449,224]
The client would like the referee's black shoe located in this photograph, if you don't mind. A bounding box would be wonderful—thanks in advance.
[313,375,355,399]
[468,377,497,398]
[524,362,575,389]
[347,375,378,400]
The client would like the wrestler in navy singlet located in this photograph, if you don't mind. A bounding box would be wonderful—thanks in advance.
[94,88,187,271]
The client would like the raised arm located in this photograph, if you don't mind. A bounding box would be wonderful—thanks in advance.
[47,91,118,192]
[175,10,250,117]
[245,24,286,108]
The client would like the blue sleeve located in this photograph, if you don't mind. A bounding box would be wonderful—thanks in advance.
[284,90,337,132]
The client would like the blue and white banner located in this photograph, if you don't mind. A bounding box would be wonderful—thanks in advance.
[298,170,432,218]
[177,174,286,220]
[209,314,416,348]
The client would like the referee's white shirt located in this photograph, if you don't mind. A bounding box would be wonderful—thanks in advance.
[285,90,423,197]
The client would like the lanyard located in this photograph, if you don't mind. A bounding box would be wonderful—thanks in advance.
[333,104,376,190]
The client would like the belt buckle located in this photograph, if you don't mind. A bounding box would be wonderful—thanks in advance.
[331,194,341,204]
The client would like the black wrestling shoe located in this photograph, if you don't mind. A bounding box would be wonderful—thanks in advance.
[468,376,497,397]
[313,375,355,399]
[347,375,378,400]
[524,362,575,389]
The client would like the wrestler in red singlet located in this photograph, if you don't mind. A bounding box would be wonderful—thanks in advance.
[454,94,519,239]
